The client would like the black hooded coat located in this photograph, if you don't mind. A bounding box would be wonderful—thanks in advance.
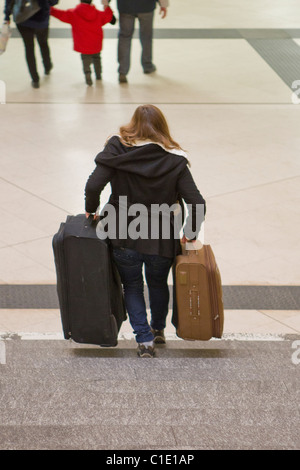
[85,135,206,258]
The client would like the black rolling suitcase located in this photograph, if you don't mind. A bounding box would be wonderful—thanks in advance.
[52,214,126,347]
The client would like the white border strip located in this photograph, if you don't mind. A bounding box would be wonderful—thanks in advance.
[0,331,287,342]
[0,340,6,364]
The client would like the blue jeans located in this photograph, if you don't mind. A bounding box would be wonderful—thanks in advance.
[112,247,173,343]
[118,12,154,75]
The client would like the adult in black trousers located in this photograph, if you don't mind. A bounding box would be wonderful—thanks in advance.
[85,104,206,358]
[116,0,169,83]
[4,0,58,88]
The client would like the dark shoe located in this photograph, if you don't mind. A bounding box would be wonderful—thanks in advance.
[31,80,40,89]
[96,74,102,80]
[119,74,127,83]
[137,344,155,358]
[85,73,93,86]
[144,65,157,74]
[151,328,166,344]
[45,64,53,75]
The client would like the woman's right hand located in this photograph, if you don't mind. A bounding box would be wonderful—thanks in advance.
[85,212,99,221]
[181,235,196,244]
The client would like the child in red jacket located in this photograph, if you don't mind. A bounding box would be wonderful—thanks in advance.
[50,0,113,85]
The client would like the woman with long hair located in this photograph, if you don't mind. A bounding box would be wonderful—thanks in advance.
[85,105,206,357]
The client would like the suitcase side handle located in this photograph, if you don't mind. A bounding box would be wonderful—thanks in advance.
[185,240,203,250]
[181,240,203,256]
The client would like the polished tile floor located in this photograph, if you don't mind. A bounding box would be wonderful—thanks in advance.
[0,0,300,338]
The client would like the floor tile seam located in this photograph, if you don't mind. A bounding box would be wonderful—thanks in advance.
[0,306,300,310]
[256,310,300,334]
[0,235,53,251]
[0,166,300,207]
[4,101,297,105]
[7,28,300,40]
[0,243,55,272]
[221,252,298,272]
[7,102,299,106]
[2,302,300,311]
[169,426,178,448]
[1,303,300,313]
[0,176,71,215]
[0,332,295,341]
[207,174,300,200]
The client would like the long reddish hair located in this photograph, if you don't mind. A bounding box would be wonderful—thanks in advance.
[119,104,183,151]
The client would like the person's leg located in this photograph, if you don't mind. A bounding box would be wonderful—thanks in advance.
[81,54,93,85]
[17,25,39,84]
[118,13,135,79]
[138,11,155,73]
[35,27,52,74]
[92,53,101,79]
[112,248,154,345]
[144,254,173,340]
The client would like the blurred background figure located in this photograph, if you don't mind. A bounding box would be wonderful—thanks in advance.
[4,0,58,88]
[116,0,169,83]
[50,0,113,86]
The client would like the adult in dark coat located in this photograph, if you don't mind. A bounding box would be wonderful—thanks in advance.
[4,0,58,87]
[85,105,206,357]
[113,0,169,83]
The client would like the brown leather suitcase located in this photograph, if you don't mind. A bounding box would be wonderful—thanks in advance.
[174,243,224,341]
